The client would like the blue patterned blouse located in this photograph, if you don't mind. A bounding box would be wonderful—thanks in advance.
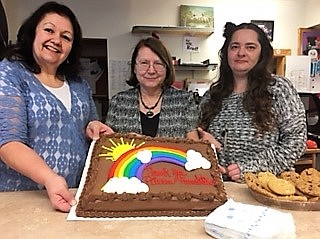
[0,59,98,191]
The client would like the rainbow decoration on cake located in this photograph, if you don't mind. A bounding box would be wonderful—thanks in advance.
[108,146,187,180]
[99,137,211,194]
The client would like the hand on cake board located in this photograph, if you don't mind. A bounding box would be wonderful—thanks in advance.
[197,127,222,151]
[86,120,114,140]
[198,127,241,182]
[44,174,77,212]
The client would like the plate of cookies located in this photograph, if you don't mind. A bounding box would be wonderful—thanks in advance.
[244,168,320,211]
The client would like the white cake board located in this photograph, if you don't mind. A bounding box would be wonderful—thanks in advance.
[67,140,206,221]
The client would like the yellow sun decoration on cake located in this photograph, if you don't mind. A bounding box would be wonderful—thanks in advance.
[99,137,145,161]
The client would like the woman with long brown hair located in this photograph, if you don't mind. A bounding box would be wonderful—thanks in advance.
[198,22,306,182]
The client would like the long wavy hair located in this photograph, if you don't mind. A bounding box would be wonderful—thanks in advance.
[4,1,83,78]
[126,37,175,88]
[199,22,276,133]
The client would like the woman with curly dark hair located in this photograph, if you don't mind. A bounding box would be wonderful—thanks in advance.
[0,2,112,212]
[198,22,307,182]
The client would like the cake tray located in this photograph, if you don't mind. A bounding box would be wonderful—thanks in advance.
[249,188,320,211]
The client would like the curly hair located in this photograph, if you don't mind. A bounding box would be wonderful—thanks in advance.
[199,22,276,133]
[4,1,83,78]
[126,37,175,88]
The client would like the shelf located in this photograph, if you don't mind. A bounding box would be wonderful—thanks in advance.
[175,64,217,71]
[132,25,214,37]
[295,159,313,166]
[294,148,320,171]
[273,49,291,56]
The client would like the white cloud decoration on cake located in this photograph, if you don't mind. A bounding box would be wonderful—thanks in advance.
[101,177,149,194]
[136,149,152,163]
[185,149,211,171]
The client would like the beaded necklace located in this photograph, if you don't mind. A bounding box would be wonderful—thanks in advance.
[139,89,163,118]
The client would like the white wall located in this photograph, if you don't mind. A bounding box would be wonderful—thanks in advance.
[2,0,319,96]
[305,0,320,27]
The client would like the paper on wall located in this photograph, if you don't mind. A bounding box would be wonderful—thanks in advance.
[109,59,131,98]
[285,55,311,92]
[183,36,200,53]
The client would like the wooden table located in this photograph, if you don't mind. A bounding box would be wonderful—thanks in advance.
[0,182,319,239]
[295,148,320,169]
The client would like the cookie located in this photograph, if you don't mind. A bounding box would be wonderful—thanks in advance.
[279,171,300,185]
[244,172,277,198]
[308,196,320,202]
[244,172,256,185]
[296,177,320,197]
[300,168,320,183]
[267,178,296,196]
[277,194,308,202]
[295,187,309,197]
[257,171,276,190]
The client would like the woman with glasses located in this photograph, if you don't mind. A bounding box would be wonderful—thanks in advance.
[106,37,199,139]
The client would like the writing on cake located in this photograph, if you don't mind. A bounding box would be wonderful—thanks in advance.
[144,167,214,185]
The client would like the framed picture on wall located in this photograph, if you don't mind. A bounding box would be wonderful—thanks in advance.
[251,20,274,42]
[180,5,214,28]
[298,27,320,57]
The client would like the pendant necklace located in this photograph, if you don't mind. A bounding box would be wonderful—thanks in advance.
[139,89,163,118]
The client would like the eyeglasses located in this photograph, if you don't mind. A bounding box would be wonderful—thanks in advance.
[135,60,166,72]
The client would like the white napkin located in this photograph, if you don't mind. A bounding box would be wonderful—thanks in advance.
[204,199,296,239]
